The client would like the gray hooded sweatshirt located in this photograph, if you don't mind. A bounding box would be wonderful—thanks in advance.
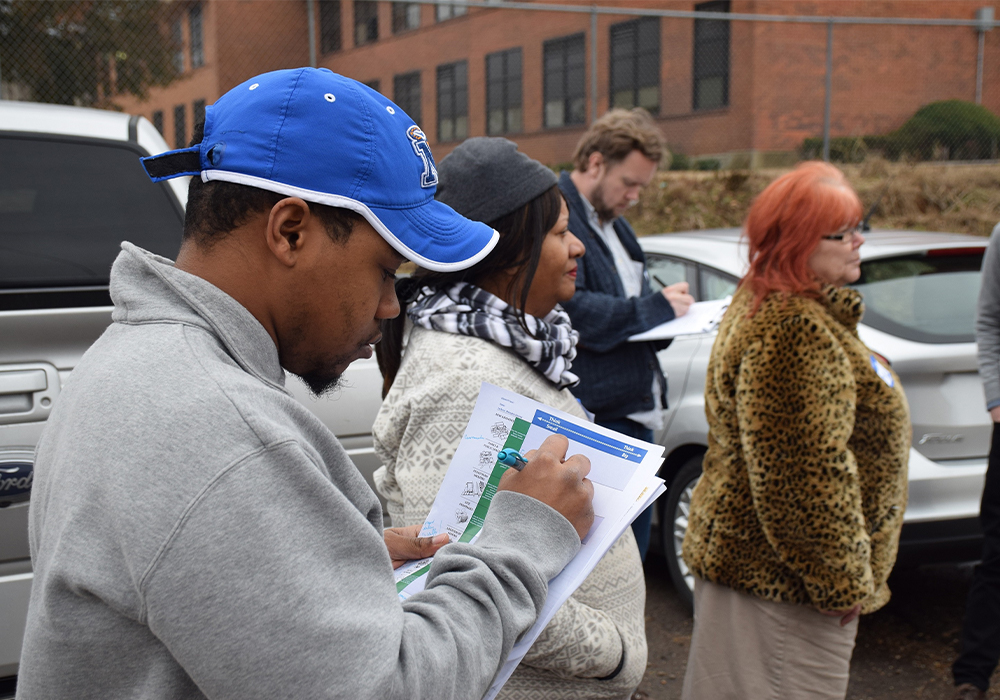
[978,222,1000,411]
[16,244,580,700]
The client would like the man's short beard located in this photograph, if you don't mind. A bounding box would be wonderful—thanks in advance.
[283,315,356,398]
[590,182,616,223]
[299,368,346,398]
[292,347,355,398]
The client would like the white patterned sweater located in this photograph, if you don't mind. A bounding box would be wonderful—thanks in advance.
[373,327,648,700]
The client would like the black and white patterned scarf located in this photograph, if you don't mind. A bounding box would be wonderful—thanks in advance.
[407,281,580,389]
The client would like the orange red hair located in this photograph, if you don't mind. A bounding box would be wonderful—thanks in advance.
[742,161,862,313]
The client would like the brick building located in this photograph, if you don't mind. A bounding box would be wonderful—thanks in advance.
[115,0,1000,168]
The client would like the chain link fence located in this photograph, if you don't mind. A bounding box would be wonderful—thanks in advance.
[2,0,999,169]
[0,1,179,106]
[798,17,1000,165]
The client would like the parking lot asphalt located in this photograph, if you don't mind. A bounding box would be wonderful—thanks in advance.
[636,555,1000,699]
[3,554,997,700]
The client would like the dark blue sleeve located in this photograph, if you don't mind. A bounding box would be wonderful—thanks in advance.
[562,261,676,353]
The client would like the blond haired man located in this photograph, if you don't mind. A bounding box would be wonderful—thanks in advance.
[559,109,693,559]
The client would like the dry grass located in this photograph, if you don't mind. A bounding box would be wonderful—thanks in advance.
[626,158,1000,238]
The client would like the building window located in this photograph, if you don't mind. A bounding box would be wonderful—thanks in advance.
[437,61,468,142]
[394,71,422,125]
[354,0,378,46]
[486,47,522,135]
[189,4,204,69]
[193,99,206,131]
[173,105,186,148]
[171,19,184,73]
[609,17,660,113]
[152,110,164,135]
[693,0,730,110]
[392,2,420,33]
[435,2,467,21]
[543,33,586,129]
[363,79,381,93]
[319,0,342,54]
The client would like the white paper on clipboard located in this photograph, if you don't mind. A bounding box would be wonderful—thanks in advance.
[391,383,666,699]
[628,296,731,342]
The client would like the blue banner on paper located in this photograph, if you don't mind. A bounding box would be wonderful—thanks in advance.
[532,411,649,463]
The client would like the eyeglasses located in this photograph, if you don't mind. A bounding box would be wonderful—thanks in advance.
[823,224,864,243]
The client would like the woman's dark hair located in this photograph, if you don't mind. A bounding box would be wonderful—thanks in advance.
[376,184,564,397]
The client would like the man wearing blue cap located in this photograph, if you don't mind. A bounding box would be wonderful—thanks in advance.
[16,68,594,700]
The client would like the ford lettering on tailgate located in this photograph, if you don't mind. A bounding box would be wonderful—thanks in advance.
[0,462,32,506]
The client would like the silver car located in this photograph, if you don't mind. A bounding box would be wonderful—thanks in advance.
[0,101,384,687]
[641,229,990,606]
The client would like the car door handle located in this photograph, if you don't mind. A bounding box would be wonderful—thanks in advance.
[0,370,47,395]
[0,363,59,424]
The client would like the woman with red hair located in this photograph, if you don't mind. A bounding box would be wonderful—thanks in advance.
[680,162,911,699]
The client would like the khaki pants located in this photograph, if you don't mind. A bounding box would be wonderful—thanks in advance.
[681,577,858,700]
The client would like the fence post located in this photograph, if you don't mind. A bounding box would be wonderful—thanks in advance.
[591,5,598,122]
[976,7,994,104]
[307,0,318,69]
[822,19,832,162]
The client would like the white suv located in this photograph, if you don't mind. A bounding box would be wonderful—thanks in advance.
[0,102,384,688]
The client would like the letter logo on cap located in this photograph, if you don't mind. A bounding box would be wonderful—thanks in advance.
[407,125,438,189]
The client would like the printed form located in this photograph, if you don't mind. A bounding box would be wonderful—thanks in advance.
[393,382,665,700]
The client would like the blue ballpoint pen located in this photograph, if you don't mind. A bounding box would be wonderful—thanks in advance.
[497,449,528,471]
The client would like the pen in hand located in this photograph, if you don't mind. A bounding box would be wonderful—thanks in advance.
[497,449,528,471]
[654,276,694,316]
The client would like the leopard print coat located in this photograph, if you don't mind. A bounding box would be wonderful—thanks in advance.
[682,284,910,614]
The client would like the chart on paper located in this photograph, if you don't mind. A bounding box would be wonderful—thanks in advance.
[394,383,663,602]
[522,410,644,491]
[391,382,665,700]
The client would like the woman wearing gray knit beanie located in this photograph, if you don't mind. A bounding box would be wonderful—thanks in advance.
[374,137,648,700]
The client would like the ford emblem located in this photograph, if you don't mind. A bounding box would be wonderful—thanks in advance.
[0,462,32,507]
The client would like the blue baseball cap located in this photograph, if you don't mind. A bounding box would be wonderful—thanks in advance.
[141,68,498,272]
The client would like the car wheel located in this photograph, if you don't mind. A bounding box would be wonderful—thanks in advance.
[660,454,702,609]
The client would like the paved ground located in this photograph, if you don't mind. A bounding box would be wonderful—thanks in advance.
[635,555,1000,699]
[3,553,997,700]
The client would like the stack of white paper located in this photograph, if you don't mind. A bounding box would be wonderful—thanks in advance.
[627,296,731,342]
[392,382,665,700]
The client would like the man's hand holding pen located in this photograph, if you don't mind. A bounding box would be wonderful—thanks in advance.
[657,278,694,318]
[498,434,595,541]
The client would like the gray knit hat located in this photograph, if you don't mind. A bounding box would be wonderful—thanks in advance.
[435,137,558,225]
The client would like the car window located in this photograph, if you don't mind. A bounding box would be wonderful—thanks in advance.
[699,266,738,301]
[646,255,694,293]
[0,135,183,299]
[851,249,984,344]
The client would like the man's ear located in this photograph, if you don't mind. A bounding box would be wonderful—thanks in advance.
[586,151,605,178]
[264,197,313,267]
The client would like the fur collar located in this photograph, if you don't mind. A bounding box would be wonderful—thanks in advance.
[820,284,865,331]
